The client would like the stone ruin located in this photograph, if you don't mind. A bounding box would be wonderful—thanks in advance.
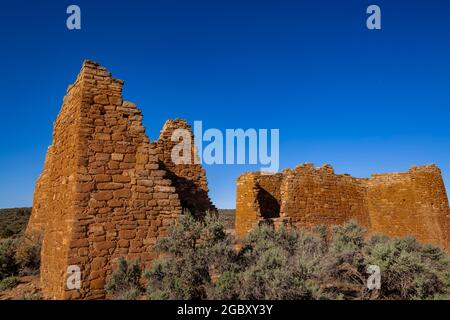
[236,163,450,251]
[25,60,215,299]
[25,60,450,300]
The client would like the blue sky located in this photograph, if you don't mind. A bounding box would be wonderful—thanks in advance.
[0,0,449,209]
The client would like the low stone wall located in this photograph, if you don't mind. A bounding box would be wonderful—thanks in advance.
[236,163,450,251]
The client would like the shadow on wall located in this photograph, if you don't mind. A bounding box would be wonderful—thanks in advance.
[257,187,280,219]
[159,161,217,219]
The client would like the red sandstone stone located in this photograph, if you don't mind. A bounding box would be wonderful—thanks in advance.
[112,175,131,183]
[90,279,106,290]
[97,182,123,190]
[111,153,124,161]
[93,95,109,105]
[113,189,131,199]
[93,191,113,201]
[235,164,450,253]
[25,60,215,300]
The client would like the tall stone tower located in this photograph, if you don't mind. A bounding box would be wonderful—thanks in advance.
[26,60,215,299]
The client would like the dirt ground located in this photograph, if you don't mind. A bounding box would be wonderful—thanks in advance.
[0,275,41,300]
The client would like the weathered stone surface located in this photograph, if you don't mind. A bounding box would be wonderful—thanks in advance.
[157,119,216,217]
[25,60,215,300]
[111,153,124,161]
[235,163,450,252]
[93,191,113,201]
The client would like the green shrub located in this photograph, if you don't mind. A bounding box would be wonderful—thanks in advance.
[105,257,143,300]
[20,293,43,300]
[0,276,18,291]
[0,228,15,239]
[0,239,19,279]
[313,222,450,300]
[145,213,237,300]
[0,208,31,239]
[236,225,323,300]
[146,214,324,300]
[144,215,450,300]
[364,236,450,299]
[0,236,41,281]
[15,238,41,275]
[315,221,369,299]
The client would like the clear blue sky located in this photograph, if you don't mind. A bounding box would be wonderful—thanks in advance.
[0,0,449,209]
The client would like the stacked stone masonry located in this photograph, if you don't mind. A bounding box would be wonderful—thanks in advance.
[156,119,216,217]
[236,163,450,251]
[25,60,215,299]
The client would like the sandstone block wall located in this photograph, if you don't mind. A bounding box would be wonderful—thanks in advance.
[235,173,284,238]
[156,119,216,217]
[367,165,450,247]
[236,164,450,251]
[280,164,371,230]
[26,60,215,299]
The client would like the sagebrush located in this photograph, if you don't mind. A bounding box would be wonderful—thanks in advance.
[140,214,450,300]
